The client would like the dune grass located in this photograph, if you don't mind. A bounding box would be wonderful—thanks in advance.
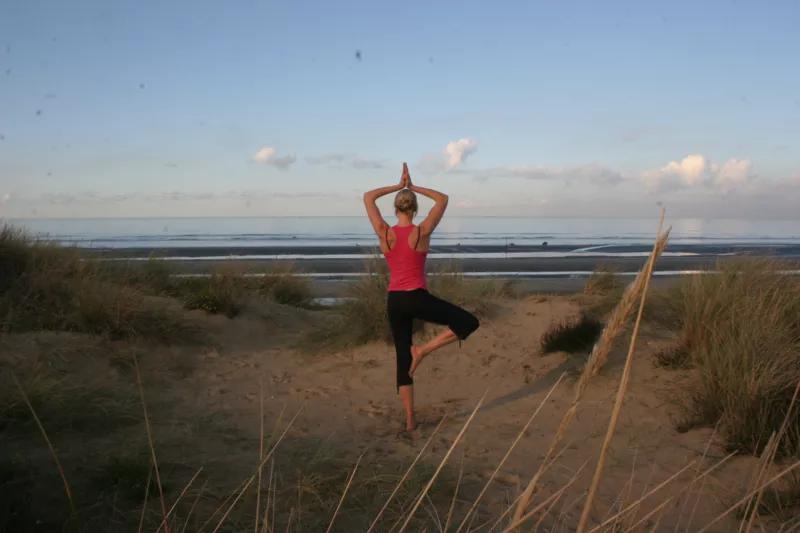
[1,225,314,340]
[300,254,516,351]
[540,314,604,355]
[644,260,800,457]
[576,257,800,457]
[0,226,196,342]
[583,265,621,296]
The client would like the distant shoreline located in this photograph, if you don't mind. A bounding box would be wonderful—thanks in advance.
[80,242,800,258]
[78,244,800,276]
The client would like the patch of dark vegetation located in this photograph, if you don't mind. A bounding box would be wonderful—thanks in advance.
[540,313,604,355]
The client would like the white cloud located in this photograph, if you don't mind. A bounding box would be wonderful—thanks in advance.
[641,154,756,193]
[252,146,277,163]
[641,154,709,192]
[443,138,478,170]
[0,193,9,204]
[252,146,297,168]
[420,138,478,173]
[712,158,753,192]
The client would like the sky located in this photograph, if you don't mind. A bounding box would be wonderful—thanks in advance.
[1,0,799,219]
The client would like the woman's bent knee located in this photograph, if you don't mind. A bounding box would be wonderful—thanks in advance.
[453,311,479,340]
[465,313,480,337]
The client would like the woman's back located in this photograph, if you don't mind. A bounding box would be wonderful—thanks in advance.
[385,225,427,291]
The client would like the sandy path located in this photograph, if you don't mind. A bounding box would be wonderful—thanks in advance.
[166,296,756,532]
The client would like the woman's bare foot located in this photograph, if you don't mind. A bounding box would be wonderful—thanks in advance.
[407,415,418,432]
[409,345,426,378]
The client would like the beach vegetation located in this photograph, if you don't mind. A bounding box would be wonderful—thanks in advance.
[540,313,604,354]
[644,259,800,456]
[0,225,195,342]
[583,264,621,296]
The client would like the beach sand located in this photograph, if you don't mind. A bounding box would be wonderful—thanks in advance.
[1,291,760,531]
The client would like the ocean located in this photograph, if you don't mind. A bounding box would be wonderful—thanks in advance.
[8,216,800,278]
[9,216,800,250]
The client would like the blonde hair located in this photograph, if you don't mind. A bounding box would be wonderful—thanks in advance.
[394,189,418,215]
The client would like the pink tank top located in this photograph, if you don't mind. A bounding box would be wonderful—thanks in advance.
[385,225,427,291]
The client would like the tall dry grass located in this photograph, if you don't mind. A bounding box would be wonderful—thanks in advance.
[647,259,800,456]
[0,226,194,342]
[1,225,314,339]
[583,265,621,296]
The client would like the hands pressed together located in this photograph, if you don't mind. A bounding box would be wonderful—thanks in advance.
[400,162,413,189]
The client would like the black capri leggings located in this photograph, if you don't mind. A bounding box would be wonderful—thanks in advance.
[387,289,480,389]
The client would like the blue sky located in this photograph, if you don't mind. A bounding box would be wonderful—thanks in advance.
[1,0,799,218]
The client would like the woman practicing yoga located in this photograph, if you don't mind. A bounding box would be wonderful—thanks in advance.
[363,163,480,434]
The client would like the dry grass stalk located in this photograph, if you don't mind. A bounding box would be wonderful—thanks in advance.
[501,459,590,532]
[589,452,735,533]
[179,480,207,533]
[214,478,255,533]
[198,478,248,531]
[255,378,264,533]
[576,210,666,533]
[366,417,447,533]
[742,379,800,532]
[155,467,203,533]
[624,496,673,533]
[211,403,304,532]
[455,373,566,533]
[444,452,466,533]
[134,356,169,532]
[260,458,275,533]
[138,463,154,533]
[397,390,488,533]
[11,372,77,519]
[512,213,671,527]
[673,421,721,533]
[486,440,577,533]
[698,461,800,533]
[326,452,365,533]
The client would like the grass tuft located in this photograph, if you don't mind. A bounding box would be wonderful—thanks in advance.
[540,314,604,355]
[755,471,800,520]
[179,269,245,318]
[584,265,621,296]
[653,340,692,369]
[0,225,197,342]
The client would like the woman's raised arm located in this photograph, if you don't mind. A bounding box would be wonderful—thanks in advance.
[363,171,405,236]
[407,169,448,237]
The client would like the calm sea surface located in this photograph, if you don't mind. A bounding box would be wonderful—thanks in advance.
[9,217,799,250]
